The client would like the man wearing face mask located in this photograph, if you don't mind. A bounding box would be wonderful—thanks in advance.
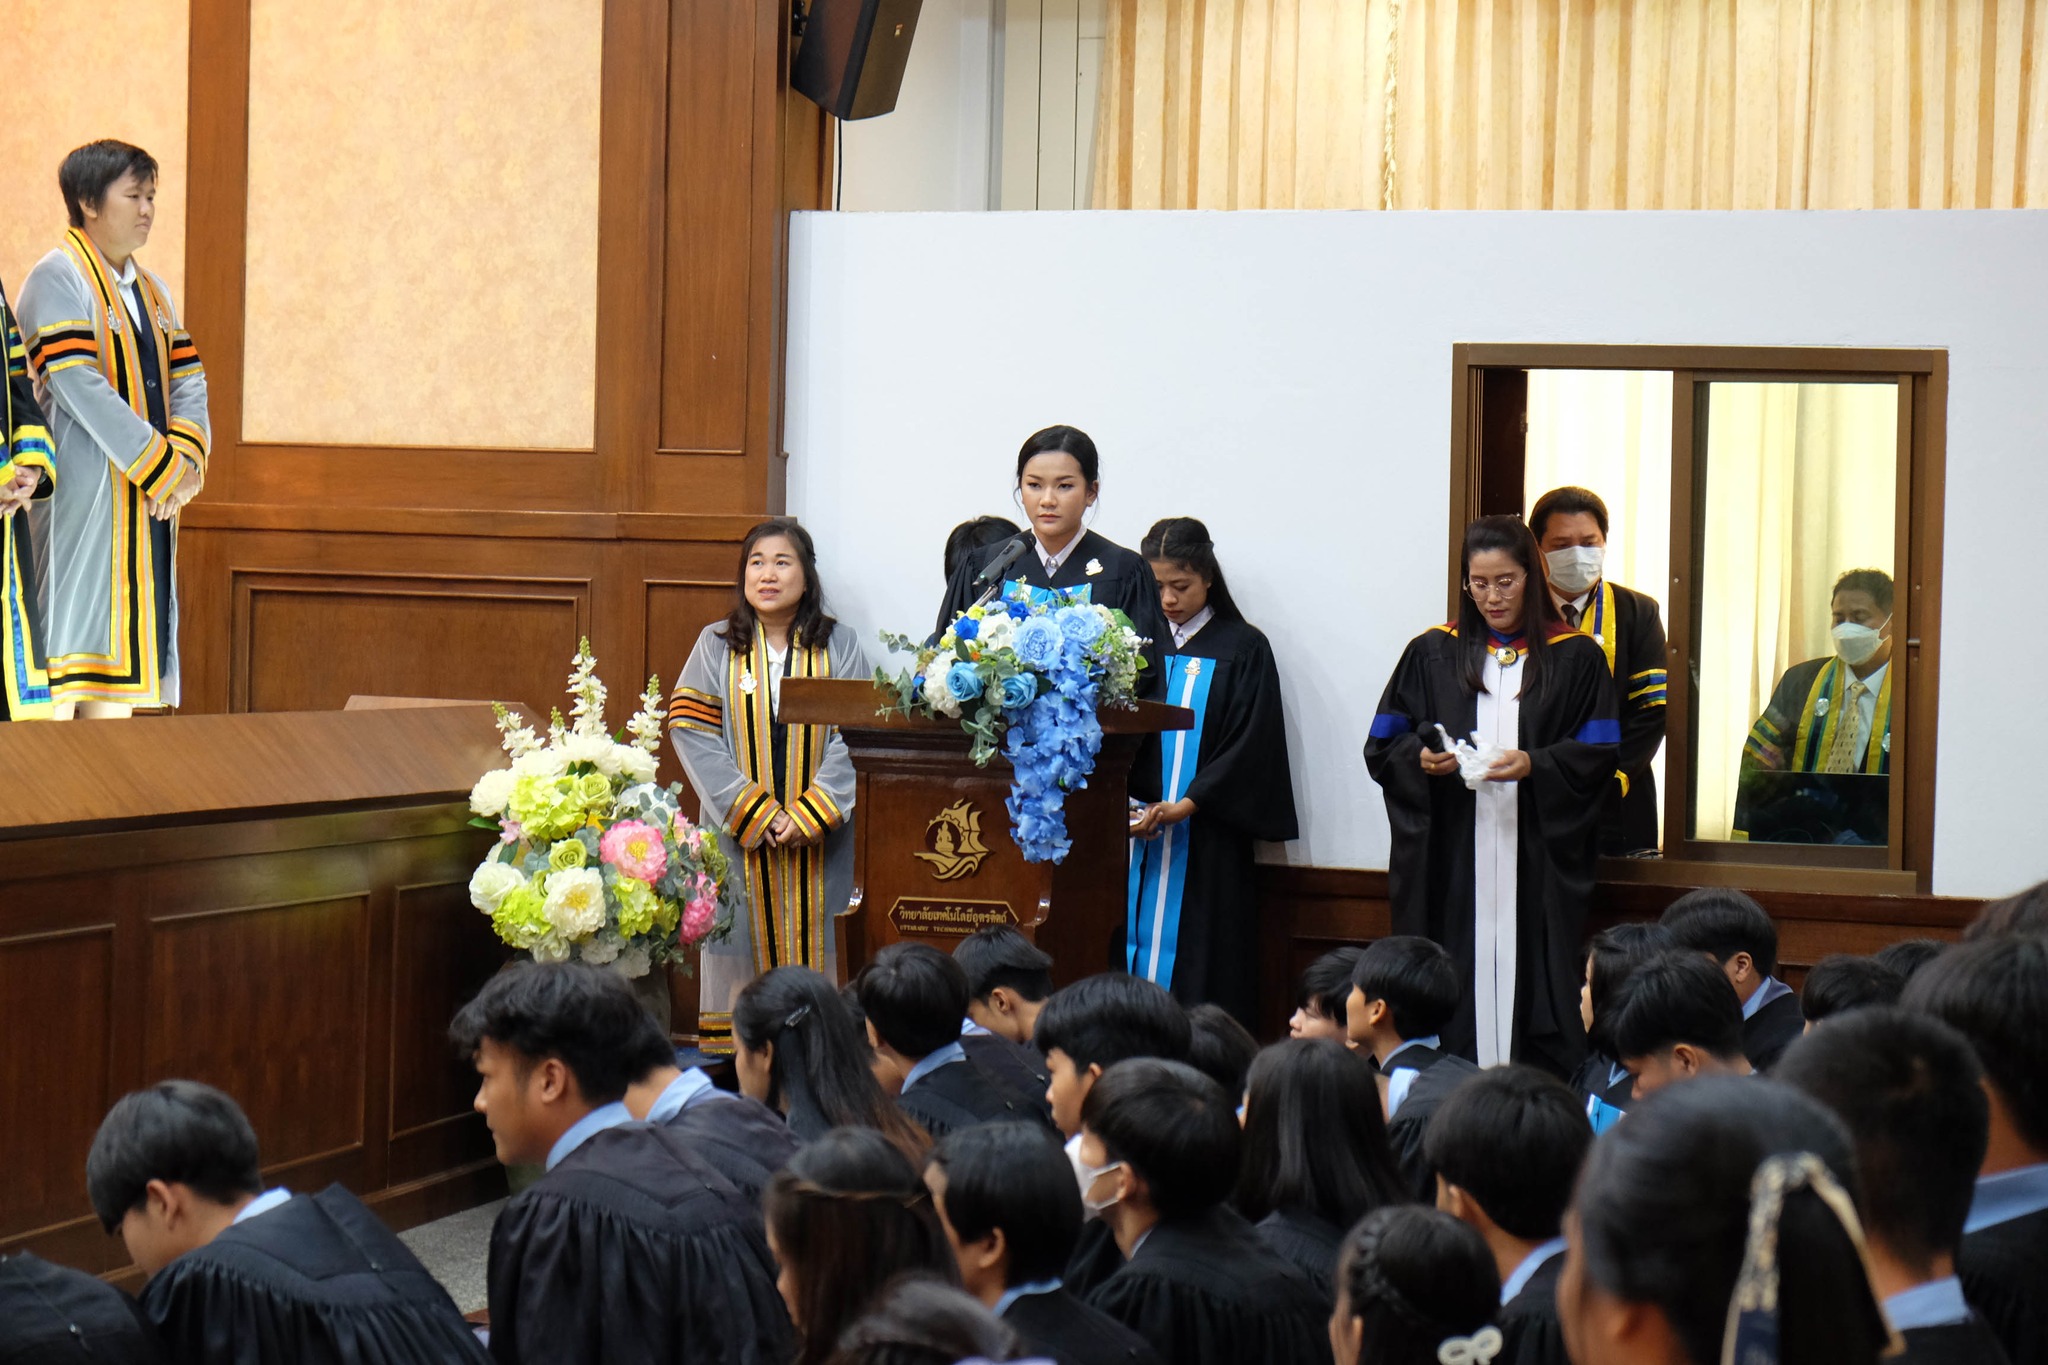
[1530,487,1669,856]
[1736,569,1894,841]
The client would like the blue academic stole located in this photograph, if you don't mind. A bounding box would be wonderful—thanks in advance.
[1005,578,1092,609]
[1125,653,1219,989]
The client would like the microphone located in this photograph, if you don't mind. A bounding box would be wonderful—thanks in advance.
[973,535,1032,588]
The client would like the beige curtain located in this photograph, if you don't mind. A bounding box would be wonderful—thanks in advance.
[1094,0,2048,210]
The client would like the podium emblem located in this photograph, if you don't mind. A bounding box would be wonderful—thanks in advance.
[914,800,990,881]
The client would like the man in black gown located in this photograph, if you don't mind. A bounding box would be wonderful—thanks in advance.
[1659,888,1805,1071]
[1078,1060,1327,1365]
[858,942,1052,1138]
[954,926,1057,1109]
[1778,1009,2012,1365]
[1345,936,1480,1199]
[623,1035,798,1205]
[0,1253,161,1363]
[452,962,792,1365]
[84,1080,488,1365]
[925,1122,1160,1365]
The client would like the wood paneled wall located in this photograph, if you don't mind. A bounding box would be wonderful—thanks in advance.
[176,0,830,720]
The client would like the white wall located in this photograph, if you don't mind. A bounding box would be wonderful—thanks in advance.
[838,0,996,211]
[784,208,2048,899]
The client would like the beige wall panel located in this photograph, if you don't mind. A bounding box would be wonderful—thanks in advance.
[0,3,189,307]
[242,0,601,449]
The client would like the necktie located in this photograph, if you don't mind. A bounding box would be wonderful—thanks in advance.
[1823,680,1868,774]
[1561,602,1582,629]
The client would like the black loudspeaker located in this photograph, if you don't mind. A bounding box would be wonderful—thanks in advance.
[792,0,924,121]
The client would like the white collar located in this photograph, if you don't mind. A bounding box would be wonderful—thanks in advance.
[1036,529,1085,573]
[232,1187,292,1226]
[1551,587,1594,614]
[1171,606,1214,647]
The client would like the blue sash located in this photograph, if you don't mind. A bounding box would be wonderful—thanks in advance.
[1125,654,1218,988]
[1006,578,1091,609]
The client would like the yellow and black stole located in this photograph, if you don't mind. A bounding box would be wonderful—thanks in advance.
[2,292,55,717]
[1569,582,1667,794]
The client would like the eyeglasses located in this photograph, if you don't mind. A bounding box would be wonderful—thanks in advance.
[1467,575,1525,599]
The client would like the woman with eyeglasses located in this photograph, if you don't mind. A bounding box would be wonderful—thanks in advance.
[1364,515,1618,1079]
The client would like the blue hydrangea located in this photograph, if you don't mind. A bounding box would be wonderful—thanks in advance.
[1012,616,1064,668]
[1054,605,1105,645]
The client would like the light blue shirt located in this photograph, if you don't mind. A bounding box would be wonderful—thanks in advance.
[994,1277,1063,1317]
[1500,1238,1567,1305]
[1883,1276,1973,1331]
[1742,976,1793,1021]
[1384,1035,1442,1119]
[233,1187,291,1226]
[646,1067,716,1124]
[904,1040,967,1092]
[546,1101,635,1171]
[1964,1161,2048,1234]
[961,1016,992,1038]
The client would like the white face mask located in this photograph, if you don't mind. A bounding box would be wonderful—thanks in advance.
[1074,1153,1124,1219]
[1544,545,1605,597]
[1832,617,1891,666]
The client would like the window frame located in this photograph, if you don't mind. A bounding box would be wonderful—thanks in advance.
[1447,343,1947,896]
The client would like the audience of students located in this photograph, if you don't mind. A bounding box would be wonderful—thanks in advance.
[1327,1206,1502,1365]
[1571,922,1676,1132]
[1604,951,1753,1099]
[1345,935,1479,1197]
[856,942,1048,1138]
[1658,888,1804,1071]
[1797,953,1905,1029]
[1288,946,1363,1043]
[1184,1003,1259,1102]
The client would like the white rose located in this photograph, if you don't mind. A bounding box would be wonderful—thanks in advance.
[561,731,617,774]
[613,944,652,979]
[468,859,525,912]
[531,933,572,964]
[921,668,962,718]
[512,747,568,781]
[615,745,657,785]
[979,615,1014,651]
[470,768,516,818]
[578,933,622,966]
[542,867,608,939]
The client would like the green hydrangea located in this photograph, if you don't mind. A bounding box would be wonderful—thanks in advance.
[614,875,659,937]
[492,881,550,950]
[509,774,585,842]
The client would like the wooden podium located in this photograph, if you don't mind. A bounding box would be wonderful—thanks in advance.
[779,679,1190,987]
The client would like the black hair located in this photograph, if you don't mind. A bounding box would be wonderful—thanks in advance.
[926,1121,1081,1284]
[825,1275,1020,1365]
[1295,945,1365,1022]
[1832,568,1895,615]
[1351,936,1459,1041]
[1237,1039,1407,1231]
[766,1129,957,1365]
[1184,1003,1259,1099]
[951,926,1053,1004]
[1584,922,1678,1057]
[1333,1206,1500,1365]
[86,1080,263,1233]
[59,140,158,229]
[1659,886,1780,977]
[718,517,837,656]
[858,943,969,1060]
[1775,1008,1988,1272]
[1799,954,1904,1025]
[1902,935,2048,1151]
[942,516,1023,583]
[1014,425,1099,485]
[1422,1065,1590,1242]
[1573,1077,1888,1365]
[1081,1058,1238,1220]
[1032,972,1190,1072]
[1963,879,2048,941]
[1140,517,1243,622]
[1873,937,1946,980]
[1606,951,1747,1065]
[448,961,669,1105]
[735,966,929,1163]
[1456,515,1565,699]
[1527,485,1610,542]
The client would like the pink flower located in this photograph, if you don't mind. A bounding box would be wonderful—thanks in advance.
[673,815,704,854]
[499,819,524,846]
[598,820,668,883]
[680,894,717,944]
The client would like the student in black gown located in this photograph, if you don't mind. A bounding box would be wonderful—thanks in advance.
[944,515,1023,582]
[764,1127,959,1365]
[1126,518,1298,1025]
[1569,922,1676,1133]
[1343,936,1479,1199]
[1184,1003,1258,1102]
[924,1121,1162,1365]
[1235,1039,1407,1301]
[83,1080,486,1365]
[1902,936,2048,1365]
[1559,1077,1894,1365]
[1326,1206,1502,1365]
[1605,952,1754,1101]
[1365,516,1617,1076]
[1876,937,1947,982]
[0,1252,161,1364]
[1799,954,1905,1029]
[1424,1067,1592,1365]
[857,942,1051,1138]
[1778,1009,2013,1365]
[454,963,792,1365]
[828,1277,1022,1365]
[1288,946,1363,1044]
[1658,888,1805,1071]
[1077,1059,1329,1364]
[953,925,1056,1110]
[932,424,1169,697]
[622,1030,799,1206]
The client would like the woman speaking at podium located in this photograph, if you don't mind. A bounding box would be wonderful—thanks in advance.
[932,425,1169,697]
[669,517,868,1054]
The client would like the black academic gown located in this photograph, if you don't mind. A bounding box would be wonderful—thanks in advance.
[1499,1252,1570,1365]
[1567,1050,1635,1130]
[0,1252,162,1364]
[487,1124,793,1365]
[654,1089,800,1205]
[1124,617,1298,1027]
[1001,1286,1163,1365]
[896,1051,1053,1140]
[1252,1209,1342,1304]
[1743,990,1805,1073]
[1565,582,1667,855]
[137,1186,488,1365]
[1086,1206,1331,1365]
[1383,1047,1483,1201]
[962,1030,1054,1124]
[1958,1208,2048,1365]
[1065,1221,1129,1303]
[1365,627,1617,1076]
[1894,1319,2012,1365]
